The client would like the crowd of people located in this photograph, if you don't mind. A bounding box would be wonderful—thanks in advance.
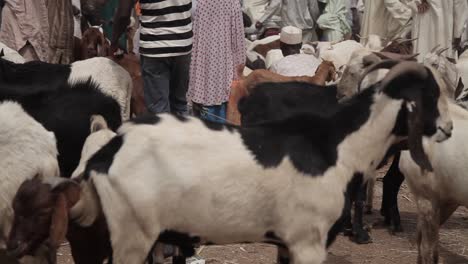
[0,0,467,122]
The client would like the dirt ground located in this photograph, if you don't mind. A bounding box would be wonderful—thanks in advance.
[57,168,468,264]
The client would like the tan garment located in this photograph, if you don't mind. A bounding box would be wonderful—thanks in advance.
[48,0,74,64]
[0,0,50,62]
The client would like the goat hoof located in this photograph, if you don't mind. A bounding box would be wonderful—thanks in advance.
[352,231,372,244]
[172,256,186,264]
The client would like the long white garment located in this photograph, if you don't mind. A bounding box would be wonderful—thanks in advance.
[243,0,280,24]
[360,0,412,46]
[269,53,322,77]
[412,0,468,61]
[317,0,351,41]
[258,0,320,40]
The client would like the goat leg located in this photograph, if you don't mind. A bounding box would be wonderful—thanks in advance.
[277,246,290,264]
[352,183,372,244]
[381,152,404,233]
[416,198,440,264]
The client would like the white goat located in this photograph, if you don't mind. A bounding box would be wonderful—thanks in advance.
[0,102,59,263]
[69,57,133,120]
[399,102,468,264]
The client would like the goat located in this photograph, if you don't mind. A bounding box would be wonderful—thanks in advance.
[399,102,467,264]
[377,46,466,233]
[0,102,59,264]
[227,61,337,125]
[8,61,452,264]
[0,55,132,120]
[80,26,111,59]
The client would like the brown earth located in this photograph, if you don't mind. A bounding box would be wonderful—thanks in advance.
[58,170,468,264]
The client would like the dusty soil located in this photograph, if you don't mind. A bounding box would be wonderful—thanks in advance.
[57,168,468,264]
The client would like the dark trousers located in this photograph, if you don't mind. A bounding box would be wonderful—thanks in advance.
[140,54,190,115]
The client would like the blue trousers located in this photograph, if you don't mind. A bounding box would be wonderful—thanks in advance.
[140,54,191,115]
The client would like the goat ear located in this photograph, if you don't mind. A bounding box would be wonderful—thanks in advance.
[49,194,69,248]
[97,33,109,57]
[446,57,456,64]
[406,96,433,172]
[90,115,108,132]
[0,49,4,57]
[52,180,81,209]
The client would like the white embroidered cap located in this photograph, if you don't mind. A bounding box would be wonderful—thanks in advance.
[280,26,303,45]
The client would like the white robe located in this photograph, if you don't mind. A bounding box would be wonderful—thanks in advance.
[360,0,412,46]
[317,0,352,41]
[243,0,280,27]
[412,0,468,61]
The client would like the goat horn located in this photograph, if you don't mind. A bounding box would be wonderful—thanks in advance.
[430,44,441,53]
[379,61,428,92]
[357,59,401,91]
[397,37,418,44]
[437,47,449,55]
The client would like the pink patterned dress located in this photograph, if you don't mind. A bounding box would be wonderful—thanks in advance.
[187,0,246,106]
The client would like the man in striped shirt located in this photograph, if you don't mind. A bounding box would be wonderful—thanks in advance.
[111,0,192,115]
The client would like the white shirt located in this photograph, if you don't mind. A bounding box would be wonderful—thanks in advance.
[269,53,322,77]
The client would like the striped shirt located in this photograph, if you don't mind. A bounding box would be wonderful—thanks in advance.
[139,0,193,57]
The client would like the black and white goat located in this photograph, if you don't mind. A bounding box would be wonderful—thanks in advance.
[9,61,452,264]
[0,55,132,119]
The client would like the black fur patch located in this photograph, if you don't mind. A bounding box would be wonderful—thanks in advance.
[83,135,124,179]
[385,68,440,137]
[130,113,161,125]
[0,58,71,100]
[327,173,364,247]
[239,82,374,176]
[2,79,122,178]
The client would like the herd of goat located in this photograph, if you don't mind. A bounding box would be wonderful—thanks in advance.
[0,24,467,264]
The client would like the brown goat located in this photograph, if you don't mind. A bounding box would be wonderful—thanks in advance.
[227,60,336,125]
[7,175,112,264]
[80,27,111,59]
[108,54,147,116]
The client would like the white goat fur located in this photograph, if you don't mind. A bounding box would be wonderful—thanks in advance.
[318,40,364,70]
[79,83,450,264]
[69,57,133,120]
[0,102,59,262]
[399,102,468,263]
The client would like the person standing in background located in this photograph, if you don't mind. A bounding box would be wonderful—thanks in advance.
[187,0,245,123]
[316,0,351,41]
[111,0,193,115]
[411,0,468,61]
[0,0,50,62]
[360,0,412,46]
[255,0,321,42]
